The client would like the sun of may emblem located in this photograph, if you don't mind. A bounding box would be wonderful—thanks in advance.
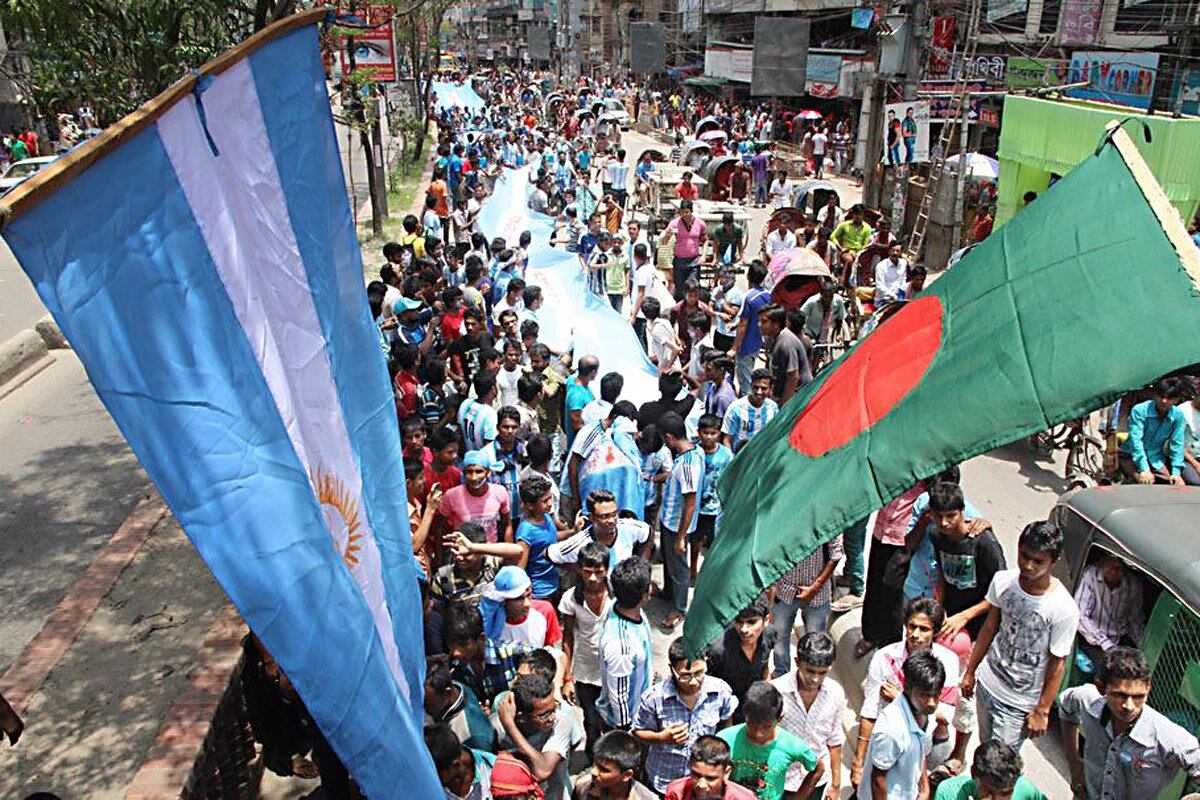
[314,467,364,570]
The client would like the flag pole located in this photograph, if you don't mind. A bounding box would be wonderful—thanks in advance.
[0,6,331,224]
[1104,123,1200,291]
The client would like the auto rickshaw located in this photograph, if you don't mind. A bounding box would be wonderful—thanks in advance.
[680,140,712,171]
[700,155,741,201]
[790,179,840,219]
[762,246,832,311]
[694,116,722,137]
[1051,485,1200,798]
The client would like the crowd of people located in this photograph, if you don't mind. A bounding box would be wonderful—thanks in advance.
[231,69,1200,800]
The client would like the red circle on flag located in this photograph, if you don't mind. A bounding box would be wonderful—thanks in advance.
[790,295,944,457]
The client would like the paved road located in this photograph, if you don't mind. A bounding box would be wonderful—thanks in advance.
[0,352,150,674]
[0,238,48,344]
[2,129,1072,795]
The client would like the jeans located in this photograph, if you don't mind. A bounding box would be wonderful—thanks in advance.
[660,526,690,615]
[672,257,699,299]
[769,597,832,677]
[754,178,768,205]
[842,517,869,595]
[736,352,757,397]
[976,679,1029,750]
[576,681,604,761]
[608,294,624,313]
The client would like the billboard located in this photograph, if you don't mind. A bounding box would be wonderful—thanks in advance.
[1006,56,1069,89]
[751,17,809,97]
[882,101,930,166]
[705,43,753,83]
[1067,51,1159,110]
[337,5,397,82]
[807,54,842,97]
[630,22,667,75]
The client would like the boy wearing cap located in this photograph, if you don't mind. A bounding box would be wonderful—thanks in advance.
[436,450,512,544]
[479,565,563,650]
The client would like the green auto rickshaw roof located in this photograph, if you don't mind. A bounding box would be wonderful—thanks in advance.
[1059,485,1200,612]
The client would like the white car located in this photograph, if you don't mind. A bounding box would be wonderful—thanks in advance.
[0,156,57,193]
[592,99,630,130]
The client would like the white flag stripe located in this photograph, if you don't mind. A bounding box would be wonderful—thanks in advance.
[155,60,408,700]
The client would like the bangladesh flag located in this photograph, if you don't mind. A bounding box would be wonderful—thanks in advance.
[684,126,1200,653]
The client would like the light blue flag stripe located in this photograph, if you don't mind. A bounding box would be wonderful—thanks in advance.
[249,28,428,721]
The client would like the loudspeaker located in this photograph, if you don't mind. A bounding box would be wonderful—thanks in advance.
[751,17,810,96]
[630,22,667,75]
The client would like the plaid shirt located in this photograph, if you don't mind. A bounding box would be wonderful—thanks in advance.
[431,557,503,605]
[453,638,532,704]
[773,535,844,606]
[633,676,739,793]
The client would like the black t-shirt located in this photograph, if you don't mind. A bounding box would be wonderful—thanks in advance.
[449,331,494,385]
[705,626,777,713]
[932,528,1006,636]
[637,395,697,432]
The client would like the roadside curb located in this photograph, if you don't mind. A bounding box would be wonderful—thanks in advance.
[0,314,68,394]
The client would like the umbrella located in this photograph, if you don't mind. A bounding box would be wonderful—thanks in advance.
[598,111,624,122]
[699,129,728,142]
[798,109,823,120]
[945,152,999,180]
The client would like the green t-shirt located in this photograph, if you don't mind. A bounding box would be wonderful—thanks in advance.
[713,224,744,262]
[605,251,629,295]
[718,724,817,800]
[934,774,1047,800]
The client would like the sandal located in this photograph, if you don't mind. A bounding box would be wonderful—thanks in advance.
[853,638,875,659]
[661,612,685,632]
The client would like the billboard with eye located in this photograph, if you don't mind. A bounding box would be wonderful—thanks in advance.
[336,5,397,83]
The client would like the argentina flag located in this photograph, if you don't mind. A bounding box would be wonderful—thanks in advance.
[0,11,440,798]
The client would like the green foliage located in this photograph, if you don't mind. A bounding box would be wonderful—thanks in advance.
[0,0,295,124]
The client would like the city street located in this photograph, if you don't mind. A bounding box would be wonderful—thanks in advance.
[1,124,1079,799]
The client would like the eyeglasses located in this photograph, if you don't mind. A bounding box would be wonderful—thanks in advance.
[529,701,560,722]
[672,666,707,683]
[591,510,619,521]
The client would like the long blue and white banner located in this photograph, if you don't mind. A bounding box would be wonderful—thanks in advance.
[1,20,440,798]
[432,79,487,114]
[476,163,661,404]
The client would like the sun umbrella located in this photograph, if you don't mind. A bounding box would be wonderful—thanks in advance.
[798,109,823,120]
[945,152,999,180]
[699,129,728,142]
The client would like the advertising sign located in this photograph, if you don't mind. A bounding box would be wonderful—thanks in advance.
[704,43,753,83]
[952,54,1008,83]
[882,101,930,166]
[928,16,956,77]
[806,54,842,97]
[1174,69,1200,116]
[337,5,397,82]
[1059,0,1102,45]
[1006,56,1069,89]
[1067,51,1159,110]
[918,80,986,121]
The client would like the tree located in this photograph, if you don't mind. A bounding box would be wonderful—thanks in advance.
[0,0,296,125]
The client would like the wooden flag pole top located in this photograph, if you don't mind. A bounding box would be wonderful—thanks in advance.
[1105,124,1200,293]
[0,6,330,225]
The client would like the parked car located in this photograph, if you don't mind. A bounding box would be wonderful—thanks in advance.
[591,99,630,130]
[0,156,57,193]
[1052,484,1200,798]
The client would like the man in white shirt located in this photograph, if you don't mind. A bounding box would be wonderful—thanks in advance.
[606,148,630,208]
[874,243,909,305]
[811,130,829,178]
[764,216,798,259]
[628,242,660,343]
[816,195,843,230]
